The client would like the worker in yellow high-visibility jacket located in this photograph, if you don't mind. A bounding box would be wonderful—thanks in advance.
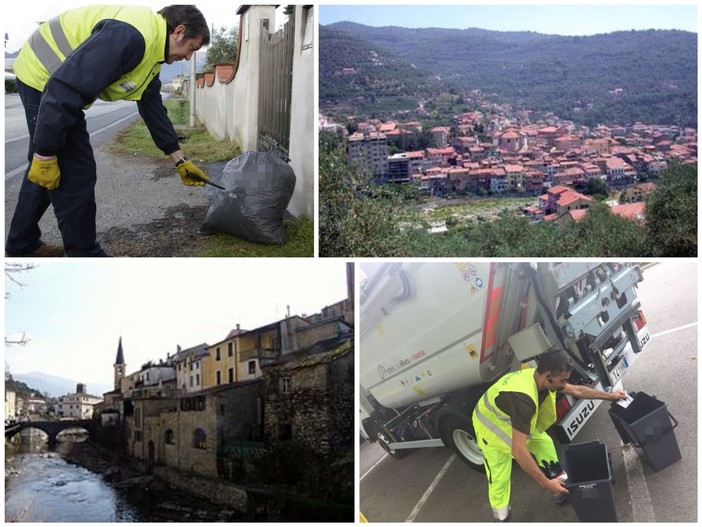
[7,5,211,257]
[473,350,626,521]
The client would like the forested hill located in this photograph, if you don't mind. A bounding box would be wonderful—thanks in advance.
[322,22,697,128]
[320,25,447,105]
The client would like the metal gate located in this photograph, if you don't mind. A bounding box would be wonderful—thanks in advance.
[258,15,294,160]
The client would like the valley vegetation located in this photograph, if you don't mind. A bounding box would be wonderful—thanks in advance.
[319,149,697,258]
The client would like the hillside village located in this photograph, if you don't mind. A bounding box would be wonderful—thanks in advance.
[321,96,697,225]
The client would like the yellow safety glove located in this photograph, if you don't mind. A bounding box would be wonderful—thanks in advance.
[28,155,61,190]
[175,158,207,187]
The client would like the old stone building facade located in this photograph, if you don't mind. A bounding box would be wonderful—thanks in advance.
[125,381,263,479]
[259,334,354,508]
[98,272,355,518]
[262,339,353,455]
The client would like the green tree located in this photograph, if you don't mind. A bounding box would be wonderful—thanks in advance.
[204,26,239,71]
[571,202,649,257]
[645,163,697,256]
[319,130,344,155]
[319,151,409,256]
[582,177,611,200]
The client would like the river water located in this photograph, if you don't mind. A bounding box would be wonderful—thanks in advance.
[5,437,242,522]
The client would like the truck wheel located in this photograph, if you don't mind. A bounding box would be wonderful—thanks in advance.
[377,433,408,459]
[440,415,485,473]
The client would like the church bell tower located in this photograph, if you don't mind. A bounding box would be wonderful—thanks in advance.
[114,337,126,391]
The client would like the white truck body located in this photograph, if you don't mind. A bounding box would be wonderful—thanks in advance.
[359,262,650,465]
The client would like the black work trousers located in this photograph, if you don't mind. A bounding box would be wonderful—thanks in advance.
[6,78,107,256]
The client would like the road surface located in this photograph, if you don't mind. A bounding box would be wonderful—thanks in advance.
[5,94,212,256]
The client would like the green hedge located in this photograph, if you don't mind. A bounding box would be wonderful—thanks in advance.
[5,78,17,93]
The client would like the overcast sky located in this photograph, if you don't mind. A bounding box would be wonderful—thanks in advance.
[5,260,350,388]
[320,3,698,36]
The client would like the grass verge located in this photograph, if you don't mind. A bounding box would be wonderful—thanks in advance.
[108,98,314,257]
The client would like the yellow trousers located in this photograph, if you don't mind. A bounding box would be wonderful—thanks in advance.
[478,429,559,520]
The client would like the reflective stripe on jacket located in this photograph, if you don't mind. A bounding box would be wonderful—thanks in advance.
[473,368,557,453]
[14,5,166,102]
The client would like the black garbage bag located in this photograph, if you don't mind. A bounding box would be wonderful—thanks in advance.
[203,151,296,245]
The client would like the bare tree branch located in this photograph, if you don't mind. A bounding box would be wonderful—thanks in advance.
[5,333,30,347]
[5,263,36,297]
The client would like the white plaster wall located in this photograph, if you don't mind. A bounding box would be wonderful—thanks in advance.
[287,6,315,218]
[195,5,313,218]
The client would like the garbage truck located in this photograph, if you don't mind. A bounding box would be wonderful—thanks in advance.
[359,262,650,472]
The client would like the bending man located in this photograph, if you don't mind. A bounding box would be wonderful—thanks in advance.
[472,349,627,521]
[7,5,211,257]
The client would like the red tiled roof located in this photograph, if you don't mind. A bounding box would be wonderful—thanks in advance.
[547,185,573,196]
[501,130,520,139]
[611,202,645,221]
[569,209,588,222]
[557,191,591,207]
[563,167,585,176]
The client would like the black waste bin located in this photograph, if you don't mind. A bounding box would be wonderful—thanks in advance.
[608,391,681,472]
[562,441,617,522]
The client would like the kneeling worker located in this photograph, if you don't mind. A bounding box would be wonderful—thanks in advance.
[472,350,627,521]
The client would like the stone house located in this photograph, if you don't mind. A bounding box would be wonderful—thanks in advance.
[167,382,263,478]
[126,380,263,479]
[621,182,656,203]
[56,384,102,419]
[498,129,525,153]
[261,338,354,457]
[537,185,592,217]
[126,394,176,464]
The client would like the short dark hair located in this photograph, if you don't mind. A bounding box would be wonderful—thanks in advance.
[158,5,211,46]
[536,350,574,376]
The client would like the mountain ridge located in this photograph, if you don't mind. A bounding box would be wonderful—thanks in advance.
[321,22,697,127]
[12,371,111,398]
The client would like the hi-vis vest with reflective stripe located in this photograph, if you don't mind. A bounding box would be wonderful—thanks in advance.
[14,5,166,102]
[473,368,557,453]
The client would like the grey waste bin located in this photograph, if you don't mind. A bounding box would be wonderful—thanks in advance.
[608,391,681,472]
[562,441,617,522]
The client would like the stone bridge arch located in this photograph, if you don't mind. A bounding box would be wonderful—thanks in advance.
[6,420,95,445]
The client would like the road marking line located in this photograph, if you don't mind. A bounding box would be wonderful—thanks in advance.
[406,453,456,522]
[651,322,698,339]
[360,452,389,482]
[5,111,139,181]
[621,444,656,522]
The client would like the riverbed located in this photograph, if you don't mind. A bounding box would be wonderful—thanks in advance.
[5,440,242,522]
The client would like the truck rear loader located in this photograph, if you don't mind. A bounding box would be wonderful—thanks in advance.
[359,262,650,471]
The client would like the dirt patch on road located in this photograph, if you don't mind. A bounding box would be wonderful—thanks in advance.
[100,204,210,257]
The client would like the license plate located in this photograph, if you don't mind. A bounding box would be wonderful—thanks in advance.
[610,357,629,383]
